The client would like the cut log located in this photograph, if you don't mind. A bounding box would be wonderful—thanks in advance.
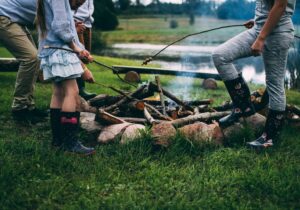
[120,124,146,144]
[151,122,176,147]
[179,122,223,145]
[124,71,141,83]
[78,97,97,113]
[144,107,157,124]
[98,123,132,143]
[89,94,123,107]
[171,111,231,127]
[202,78,218,90]
[97,109,126,125]
[119,117,166,124]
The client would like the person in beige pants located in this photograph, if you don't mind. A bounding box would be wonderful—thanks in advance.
[0,0,48,123]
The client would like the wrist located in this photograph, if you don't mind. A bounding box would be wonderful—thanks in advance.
[258,34,266,41]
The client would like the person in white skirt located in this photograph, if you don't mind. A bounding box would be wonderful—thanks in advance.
[36,0,95,155]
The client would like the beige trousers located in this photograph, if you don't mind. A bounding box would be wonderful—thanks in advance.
[0,16,39,111]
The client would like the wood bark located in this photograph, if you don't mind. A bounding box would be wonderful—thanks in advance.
[171,111,231,127]
[97,109,126,124]
[155,76,167,116]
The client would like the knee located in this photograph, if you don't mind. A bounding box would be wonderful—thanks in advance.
[212,49,228,67]
[22,50,38,63]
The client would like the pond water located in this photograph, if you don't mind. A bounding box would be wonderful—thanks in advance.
[101,43,271,85]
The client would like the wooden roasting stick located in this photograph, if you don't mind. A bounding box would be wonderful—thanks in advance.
[155,76,167,116]
[149,82,193,111]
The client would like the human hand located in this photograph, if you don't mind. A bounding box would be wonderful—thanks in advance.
[243,20,255,29]
[82,67,95,83]
[79,50,93,63]
[75,21,86,34]
[251,36,265,56]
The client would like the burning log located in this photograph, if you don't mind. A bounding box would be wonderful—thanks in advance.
[145,103,173,121]
[149,82,193,111]
[104,85,147,112]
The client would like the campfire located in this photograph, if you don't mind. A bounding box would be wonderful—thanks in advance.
[78,76,300,146]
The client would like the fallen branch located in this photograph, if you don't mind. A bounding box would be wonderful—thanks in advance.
[171,111,231,127]
[155,76,167,116]
[97,109,126,124]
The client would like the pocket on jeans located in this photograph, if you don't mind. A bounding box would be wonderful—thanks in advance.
[0,16,11,29]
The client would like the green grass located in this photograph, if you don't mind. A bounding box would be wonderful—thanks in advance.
[1,47,300,209]
[101,16,300,45]
[101,16,247,45]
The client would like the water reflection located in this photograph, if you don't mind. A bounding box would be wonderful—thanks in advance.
[102,43,270,84]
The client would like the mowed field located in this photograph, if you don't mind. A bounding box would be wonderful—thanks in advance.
[1,16,300,209]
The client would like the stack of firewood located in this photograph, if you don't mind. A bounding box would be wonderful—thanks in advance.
[78,78,300,146]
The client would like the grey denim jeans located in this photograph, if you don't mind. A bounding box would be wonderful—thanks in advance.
[212,27,294,111]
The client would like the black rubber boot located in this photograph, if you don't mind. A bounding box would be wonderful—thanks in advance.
[77,77,96,101]
[50,108,62,147]
[61,112,95,156]
[247,109,285,149]
[219,75,255,127]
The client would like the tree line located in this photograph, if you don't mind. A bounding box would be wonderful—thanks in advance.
[94,0,300,30]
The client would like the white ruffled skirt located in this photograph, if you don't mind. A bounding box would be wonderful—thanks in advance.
[41,49,83,82]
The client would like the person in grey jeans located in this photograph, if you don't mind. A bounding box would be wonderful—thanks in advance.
[212,0,296,149]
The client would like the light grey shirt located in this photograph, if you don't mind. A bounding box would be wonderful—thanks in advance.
[255,0,296,32]
[73,0,94,28]
[0,0,36,26]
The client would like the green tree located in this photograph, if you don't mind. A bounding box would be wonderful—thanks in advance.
[93,0,119,30]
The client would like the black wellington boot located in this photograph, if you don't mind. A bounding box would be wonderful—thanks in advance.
[50,108,62,147]
[61,112,95,156]
[219,75,255,127]
[77,77,96,101]
[247,109,285,149]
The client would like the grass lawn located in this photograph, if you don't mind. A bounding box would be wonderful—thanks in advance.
[100,16,300,45]
[0,47,300,209]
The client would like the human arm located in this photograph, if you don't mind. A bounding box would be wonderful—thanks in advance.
[251,0,288,55]
[51,0,75,43]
